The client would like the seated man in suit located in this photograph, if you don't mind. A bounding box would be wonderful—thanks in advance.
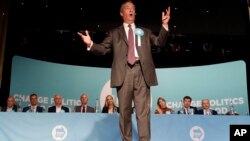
[48,94,69,113]
[197,99,218,115]
[1,96,19,112]
[22,93,45,112]
[178,96,198,115]
[74,93,95,113]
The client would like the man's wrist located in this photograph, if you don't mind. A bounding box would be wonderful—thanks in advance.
[162,24,169,31]
[86,41,93,51]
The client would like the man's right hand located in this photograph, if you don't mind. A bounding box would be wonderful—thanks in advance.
[77,30,93,48]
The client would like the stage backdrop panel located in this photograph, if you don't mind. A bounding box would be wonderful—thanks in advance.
[9,56,248,115]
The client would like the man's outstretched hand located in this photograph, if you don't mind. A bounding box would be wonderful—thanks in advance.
[77,30,93,48]
[162,7,170,27]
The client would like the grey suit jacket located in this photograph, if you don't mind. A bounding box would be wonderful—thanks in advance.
[74,105,95,113]
[90,25,168,87]
[197,109,218,115]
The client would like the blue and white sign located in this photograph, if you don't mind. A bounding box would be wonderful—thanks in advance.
[9,56,249,115]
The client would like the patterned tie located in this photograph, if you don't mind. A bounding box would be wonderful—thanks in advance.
[127,24,135,65]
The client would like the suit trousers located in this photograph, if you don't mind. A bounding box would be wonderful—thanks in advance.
[117,62,151,141]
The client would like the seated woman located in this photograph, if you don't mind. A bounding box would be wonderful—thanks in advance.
[102,95,119,114]
[155,97,174,114]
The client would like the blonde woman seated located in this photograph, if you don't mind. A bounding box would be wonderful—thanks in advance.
[102,95,119,114]
[155,97,174,114]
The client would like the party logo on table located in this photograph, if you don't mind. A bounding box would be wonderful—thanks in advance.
[190,126,205,141]
[52,125,68,141]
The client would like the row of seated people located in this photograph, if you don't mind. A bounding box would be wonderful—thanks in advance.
[0,94,237,115]
[0,93,117,113]
[155,96,218,115]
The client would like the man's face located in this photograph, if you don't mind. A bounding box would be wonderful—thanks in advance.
[54,95,62,106]
[30,95,38,106]
[183,98,191,108]
[120,2,136,24]
[7,97,15,108]
[81,95,88,105]
[202,100,210,110]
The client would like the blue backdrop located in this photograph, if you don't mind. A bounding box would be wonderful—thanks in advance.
[9,56,249,115]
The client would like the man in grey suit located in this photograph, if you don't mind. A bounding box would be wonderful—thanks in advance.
[197,99,218,115]
[1,96,19,112]
[78,1,170,141]
[74,93,95,113]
